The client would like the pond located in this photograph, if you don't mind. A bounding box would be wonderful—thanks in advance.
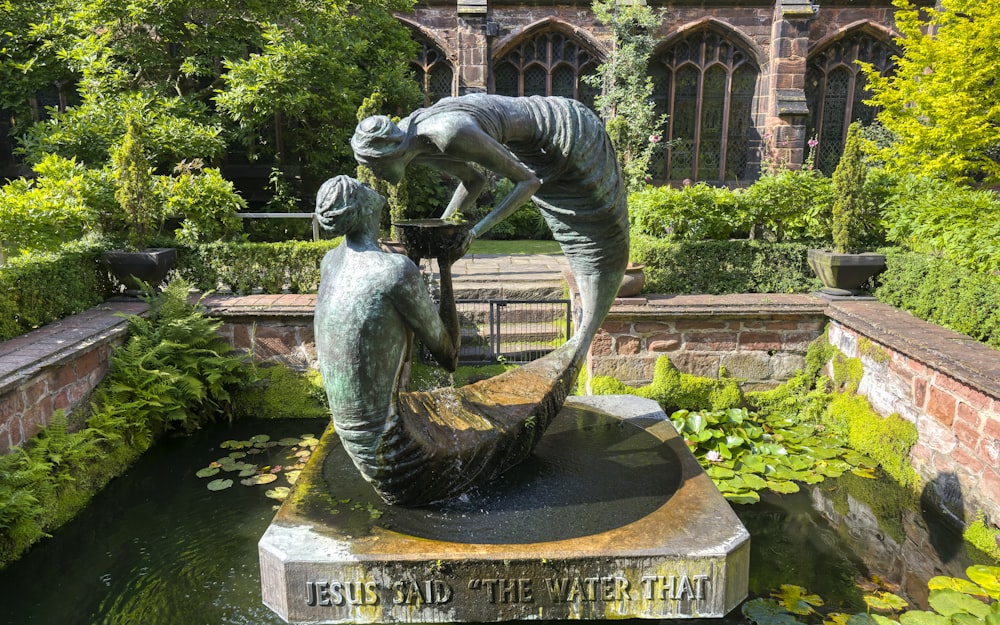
[0,418,979,624]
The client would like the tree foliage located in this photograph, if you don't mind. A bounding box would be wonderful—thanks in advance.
[864,0,1000,186]
[2,0,422,192]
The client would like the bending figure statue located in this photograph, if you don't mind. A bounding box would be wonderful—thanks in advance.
[351,94,629,361]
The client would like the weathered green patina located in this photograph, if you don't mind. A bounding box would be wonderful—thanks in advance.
[313,95,629,506]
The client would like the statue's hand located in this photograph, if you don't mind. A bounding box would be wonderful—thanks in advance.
[437,226,475,267]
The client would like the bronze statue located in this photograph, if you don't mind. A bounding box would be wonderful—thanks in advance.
[351,94,629,353]
[313,95,628,506]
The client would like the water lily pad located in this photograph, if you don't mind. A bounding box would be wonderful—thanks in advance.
[928,589,989,618]
[239,468,258,477]
[864,591,908,613]
[251,434,271,444]
[284,470,302,485]
[277,437,301,446]
[195,467,220,478]
[265,487,290,501]
[967,565,1000,597]
[295,450,311,458]
[207,478,234,491]
[228,451,247,459]
[241,473,278,486]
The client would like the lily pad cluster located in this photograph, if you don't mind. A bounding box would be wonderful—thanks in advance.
[194,433,319,501]
[671,407,875,504]
[743,566,1000,625]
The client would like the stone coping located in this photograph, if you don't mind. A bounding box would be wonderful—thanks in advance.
[201,293,316,318]
[826,299,1000,401]
[607,293,829,318]
[0,298,147,395]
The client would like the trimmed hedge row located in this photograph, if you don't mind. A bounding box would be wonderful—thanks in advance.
[874,248,1000,350]
[0,243,113,342]
[174,239,342,295]
[630,235,823,294]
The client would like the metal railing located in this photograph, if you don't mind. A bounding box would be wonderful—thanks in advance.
[452,298,573,365]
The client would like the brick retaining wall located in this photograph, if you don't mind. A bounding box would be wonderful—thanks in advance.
[825,300,1000,528]
[0,300,146,454]
[589,294,828,389]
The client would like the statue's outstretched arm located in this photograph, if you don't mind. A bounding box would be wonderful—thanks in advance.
[393,263,459,372]
[422,125,541,239]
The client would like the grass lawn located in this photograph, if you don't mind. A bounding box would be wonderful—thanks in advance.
[469,239,562,255]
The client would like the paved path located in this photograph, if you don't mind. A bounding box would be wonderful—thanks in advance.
[438,252,570,299]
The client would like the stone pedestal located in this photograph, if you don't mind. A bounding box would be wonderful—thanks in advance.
[259,395,750,623]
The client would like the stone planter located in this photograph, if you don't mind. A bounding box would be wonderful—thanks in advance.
[617,263,646,297]
[807,249,886,296]
[102,248,177,295]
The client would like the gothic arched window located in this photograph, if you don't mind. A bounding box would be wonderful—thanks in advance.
[412,39,454,106]
[650,29,759,183]
[806,31,897,174]
[493,31,600,107]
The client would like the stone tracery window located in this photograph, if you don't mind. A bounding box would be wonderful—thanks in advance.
[806,30,896,174]
[411,39,454,106]
[650,28,759,182]
[493,31,599,107]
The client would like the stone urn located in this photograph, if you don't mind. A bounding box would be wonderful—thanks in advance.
[807,249,886,296]
[617,263,646,297]
[102,248,177,295]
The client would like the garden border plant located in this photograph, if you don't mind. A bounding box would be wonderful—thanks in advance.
[0,279,249,568]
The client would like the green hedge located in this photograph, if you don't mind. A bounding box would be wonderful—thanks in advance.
[874,248,1000,349]
[0,243,113,342]
[631,235,823,294]
[174,239,341,294]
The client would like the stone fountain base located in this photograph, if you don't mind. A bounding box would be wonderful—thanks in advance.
[259,395,749,623]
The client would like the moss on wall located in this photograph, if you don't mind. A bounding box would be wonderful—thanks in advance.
[964,514,1000,564]
[591,355,743,413]
[233,364,330,419]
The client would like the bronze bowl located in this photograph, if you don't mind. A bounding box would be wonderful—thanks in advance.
[393,219,470,263]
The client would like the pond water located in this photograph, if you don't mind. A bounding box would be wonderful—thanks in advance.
[0,418,979,624]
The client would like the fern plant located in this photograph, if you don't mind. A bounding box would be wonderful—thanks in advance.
[1,279,249,568]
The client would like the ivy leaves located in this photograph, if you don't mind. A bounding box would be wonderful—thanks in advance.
[671,407,871,504]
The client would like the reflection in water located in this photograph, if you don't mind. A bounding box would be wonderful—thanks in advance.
[0,421,979,624]
[737,471,974,614]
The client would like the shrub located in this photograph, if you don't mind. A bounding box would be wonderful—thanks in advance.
[630,235,822,294]
[741,168,834,242]
[628,183,740,240]
[882,174,1000,276]
[158,161,246,245]
[0,242,112,342]
[874,248,1000,349]
[174,239,341,294]
[0,155,111,258]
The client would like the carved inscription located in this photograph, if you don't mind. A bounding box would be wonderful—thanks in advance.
[305,581,379,607]
[641,574,711,601]
[303,572,713,613]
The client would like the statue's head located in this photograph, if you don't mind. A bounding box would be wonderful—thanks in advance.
[351,116,409,184]
[315,175,384,236]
